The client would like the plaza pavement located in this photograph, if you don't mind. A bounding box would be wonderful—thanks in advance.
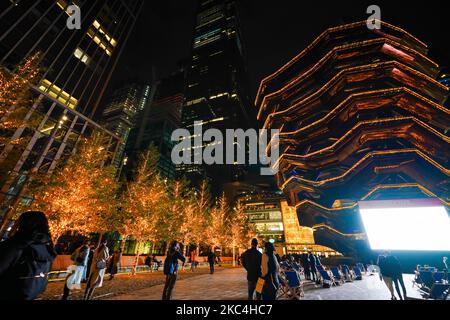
[108,267,424,300]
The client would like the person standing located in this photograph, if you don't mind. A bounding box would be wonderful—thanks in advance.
[387,253,407,300]
[108,248,122,280]
[190,249,197,272]
[0,211,56,300]
[377,252,396,300]
[301,252,311,280]
[308,252,317,282]
[207,250,216,274]
[241,238,262,300]
[162,241,186,300]
[145,254,152,268]
[261,242,280,300]
[83,244,95,282]
[62,240,90,300]
[84,238,109,300]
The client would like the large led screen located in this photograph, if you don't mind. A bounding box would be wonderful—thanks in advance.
[359,199,450,251]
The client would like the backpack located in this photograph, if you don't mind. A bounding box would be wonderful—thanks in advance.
[14,244,55,300]
[163,252,177,275]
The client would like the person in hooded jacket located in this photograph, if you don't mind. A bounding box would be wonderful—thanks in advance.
[0,211,56,300]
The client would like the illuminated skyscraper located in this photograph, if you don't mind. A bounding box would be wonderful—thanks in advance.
[179,0,252,192]
[256,21,450,256]
[101,83,153,171]
[125,72,184,179]
[0,0,143,226]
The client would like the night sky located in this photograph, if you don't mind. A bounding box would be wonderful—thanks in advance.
[111,0,450,101]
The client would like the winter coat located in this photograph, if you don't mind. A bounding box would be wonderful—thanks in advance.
[241,248,262,282]
[0,233,56,300]
[87,246,109,289]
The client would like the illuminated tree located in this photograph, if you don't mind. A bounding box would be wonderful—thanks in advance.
[28,133,119,242]
[205,193,231,252]
[192,180,212,253]
[0,52,41,148]
[158,178,190,249]
[118,146,167,274]
[178,192,197,256]
[230,200,257,265]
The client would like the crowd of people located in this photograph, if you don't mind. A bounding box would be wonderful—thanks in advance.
[1,211,446,301]
[240,238,326,300]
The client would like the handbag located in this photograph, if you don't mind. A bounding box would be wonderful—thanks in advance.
[255,277,265,294]
[96,260,106,270]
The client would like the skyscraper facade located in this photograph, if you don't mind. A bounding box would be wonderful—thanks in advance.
[0,0,143,226]
[179,0,253,192]
[256,21,450,256]
[125,71,184,179]
[101,83,153,171]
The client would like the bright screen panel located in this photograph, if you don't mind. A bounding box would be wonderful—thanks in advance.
[359,199,450,251]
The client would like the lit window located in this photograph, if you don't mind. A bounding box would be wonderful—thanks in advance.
[86,20,117,56]
[39,79,78,109]
[55,0,78,15]
[73,48,90,65]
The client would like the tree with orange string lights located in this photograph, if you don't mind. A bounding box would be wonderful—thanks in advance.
[0,52,41,148]
[28,132,119,243]
[190,180,212,255]
[230,199,257,266]
[158,178,190,253]
[118,145,167,274]
[205,193,231,254]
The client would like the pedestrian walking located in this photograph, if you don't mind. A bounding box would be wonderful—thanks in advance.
[387,253,407,300]
[261,242,280,300]
[162,240,186,300]
[62,240,90,300]
[377,252,396,300]
[84,238,109,300]
[0,211,56,300]
[108,248,122,280]
[301,252,311,280]
[241,238,262,300]
[83,244,95,282]
[208,250,216,274]
[190,249,197,272]
[308,251,317,282]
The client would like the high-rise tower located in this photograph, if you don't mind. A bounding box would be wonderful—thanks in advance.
[0,0,143,226]
[179,0,252,193]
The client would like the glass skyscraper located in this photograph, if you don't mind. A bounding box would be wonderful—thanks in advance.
[179,0,253,192]
[0,0,144,228]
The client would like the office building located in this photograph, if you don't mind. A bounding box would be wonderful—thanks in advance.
[125,71,184,179]
[179,0,253,193]
[0,0,144,227]
[101,83,153,170]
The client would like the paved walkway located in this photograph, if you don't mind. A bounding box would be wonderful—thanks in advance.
[109,268,248,300]
[302,273,422,300]
[109,267,424,300]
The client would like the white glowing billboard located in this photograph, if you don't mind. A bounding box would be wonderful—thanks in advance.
[358,199,450,251]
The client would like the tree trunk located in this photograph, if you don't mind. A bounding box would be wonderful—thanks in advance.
[120,236,127,252]
[232,246,236,267]
[183,241,188,257]
[96,233,103,248]
[132,240,141,275]
[150,242,155,255]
